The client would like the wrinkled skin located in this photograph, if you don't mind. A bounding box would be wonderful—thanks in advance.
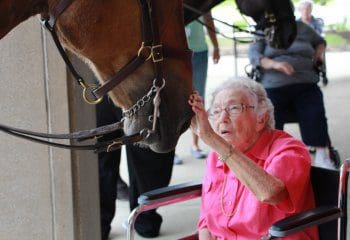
[0,0,193,153]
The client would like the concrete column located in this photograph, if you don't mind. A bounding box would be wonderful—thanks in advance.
[0,17,100,240]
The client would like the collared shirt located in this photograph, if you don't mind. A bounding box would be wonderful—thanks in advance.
[186,18,208,52]
[197,129,319,240]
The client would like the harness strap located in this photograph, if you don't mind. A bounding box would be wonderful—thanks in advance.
[45,0,75,27]
[93,56,146,99]
[147,0,164,85]
[164,47,193,60]
[0,121,123,141]
[43,20,84,83]
[0,124,145,153]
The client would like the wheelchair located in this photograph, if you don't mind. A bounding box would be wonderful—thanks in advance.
[127,159,349,240]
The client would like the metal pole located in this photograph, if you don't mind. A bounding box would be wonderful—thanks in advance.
[233,25,238,77]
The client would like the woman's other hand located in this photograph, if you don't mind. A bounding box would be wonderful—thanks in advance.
[260,57,295,75]
[212,47,220,64]
[273,61,295,75]
[313,43,326,67]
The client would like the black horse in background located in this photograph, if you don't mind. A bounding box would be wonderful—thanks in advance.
[183,0,297,49]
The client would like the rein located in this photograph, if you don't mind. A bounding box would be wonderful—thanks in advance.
[183,3,285,47]
[0,0,190,153]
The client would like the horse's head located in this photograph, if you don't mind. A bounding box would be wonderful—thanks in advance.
[54,0,193,153]
[0,0,193,153]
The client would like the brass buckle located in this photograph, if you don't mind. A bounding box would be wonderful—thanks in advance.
[81,83,103,105]
[138,42,152,61]
[151,44,163,63]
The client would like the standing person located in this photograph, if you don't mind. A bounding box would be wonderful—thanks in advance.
[248,20,336,169]
[298,0,328,86]
[298,0,324,35]
[97,97,174,239]
[184,11,220,162]
[126,145,174,238]
[188,78,318,239]
[97,98,129,240]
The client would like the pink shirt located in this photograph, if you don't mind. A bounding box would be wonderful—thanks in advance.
[197,130,319,240]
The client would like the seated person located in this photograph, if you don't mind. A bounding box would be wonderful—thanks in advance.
[248,20,335,169]
[188,78,318,239]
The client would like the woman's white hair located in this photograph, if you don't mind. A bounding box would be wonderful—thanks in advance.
[209,77,275,129]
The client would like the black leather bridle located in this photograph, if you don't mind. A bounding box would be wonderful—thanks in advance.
[0,0,192,153]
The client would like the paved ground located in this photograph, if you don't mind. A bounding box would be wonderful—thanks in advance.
[109,51,350,240]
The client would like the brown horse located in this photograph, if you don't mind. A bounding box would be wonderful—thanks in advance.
[0,0,193,153]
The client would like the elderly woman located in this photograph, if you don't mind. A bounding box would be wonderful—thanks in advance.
[189,78,318,240]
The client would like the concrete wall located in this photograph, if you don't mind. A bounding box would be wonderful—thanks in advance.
[0,18,100,240]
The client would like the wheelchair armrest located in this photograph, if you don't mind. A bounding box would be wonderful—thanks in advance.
[137,181,202,209]
[269,206,342,237]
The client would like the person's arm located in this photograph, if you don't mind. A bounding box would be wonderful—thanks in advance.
[313,43,326,66]
[260,57,295,75]
[189,94,288,205]
[248,36,266,66]
[198,127,287,204]
[249,37,294,75]
[306,22,326,66]
[203,12,220,64]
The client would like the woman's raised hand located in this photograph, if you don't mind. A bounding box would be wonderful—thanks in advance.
[188,92,214,143]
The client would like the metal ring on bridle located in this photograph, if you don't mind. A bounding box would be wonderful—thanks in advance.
[82,83,104,105]
[153,78,166,90]
[137,42,152,61]
[140,128,151,139]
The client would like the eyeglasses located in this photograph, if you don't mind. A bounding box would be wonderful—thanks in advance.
[209,103,255,119]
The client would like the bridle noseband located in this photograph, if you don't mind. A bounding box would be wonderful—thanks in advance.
[0,0,192,153]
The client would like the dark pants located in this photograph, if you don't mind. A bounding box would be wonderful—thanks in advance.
[97,98,174,239]
[97,98,124,240]
[126,145,174,238]
[266,83,329,146]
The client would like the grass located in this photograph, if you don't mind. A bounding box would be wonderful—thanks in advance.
[325,33,347,46]
[213,0,236,9]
